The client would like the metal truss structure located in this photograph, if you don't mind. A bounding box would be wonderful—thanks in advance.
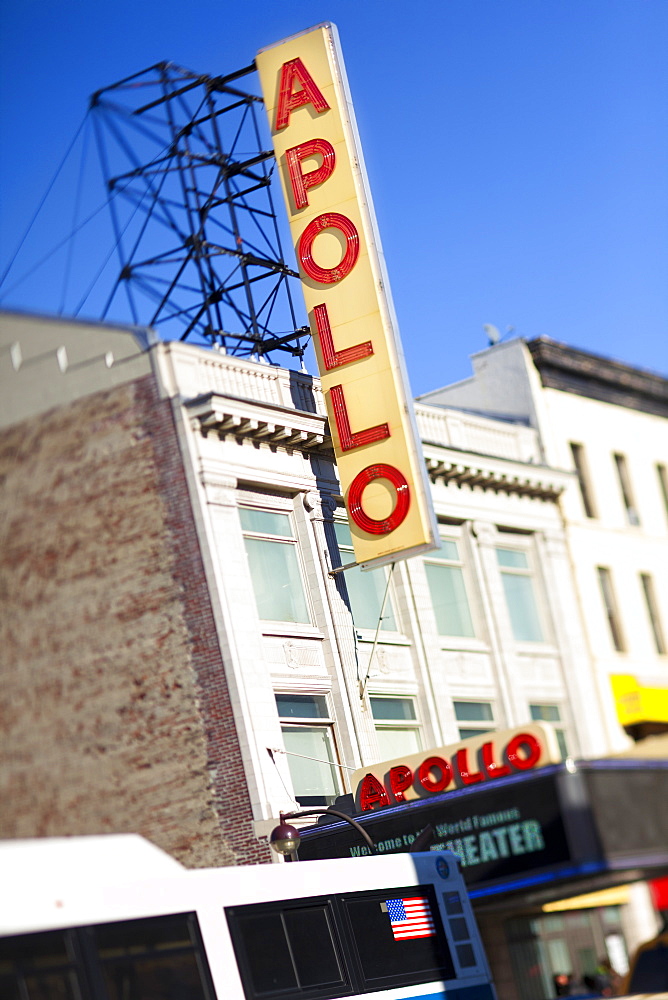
[90,61,309,361]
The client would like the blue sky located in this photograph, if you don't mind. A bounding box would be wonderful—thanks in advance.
[1,0,666,394]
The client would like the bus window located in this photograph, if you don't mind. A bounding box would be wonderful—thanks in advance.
[227,900,348,1000]
[0,929,81,1000]
[343,886,455,991]
[93,913,215,1000]
[0,913,216,1000]
[442,892,477,968]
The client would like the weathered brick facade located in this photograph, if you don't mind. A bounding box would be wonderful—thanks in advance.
[0,371,270,866]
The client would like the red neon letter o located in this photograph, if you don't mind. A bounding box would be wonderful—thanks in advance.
[347,464,411,536]
[418,756,452,793]
[298,212,360,284]
[505,733,542,771]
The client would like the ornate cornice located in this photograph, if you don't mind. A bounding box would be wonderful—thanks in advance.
[186,391,331,453]
[425,449,569,501]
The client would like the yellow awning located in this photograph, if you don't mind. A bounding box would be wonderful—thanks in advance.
[543,885,631,912]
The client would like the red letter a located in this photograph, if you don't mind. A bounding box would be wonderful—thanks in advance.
[275,58,330,131]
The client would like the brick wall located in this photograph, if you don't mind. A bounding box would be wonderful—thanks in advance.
[0,373,271,866]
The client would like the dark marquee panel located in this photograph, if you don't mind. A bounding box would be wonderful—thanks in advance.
[296,760,668,905]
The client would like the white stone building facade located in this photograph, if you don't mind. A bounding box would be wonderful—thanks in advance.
[420,337,668,753]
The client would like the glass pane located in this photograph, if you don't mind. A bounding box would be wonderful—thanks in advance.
[458,727,494,740]
[428,540,459,561]
[334,521,353,548]
[530,704,561,723]
[456,943,476,967]
[276,694,329,719]
[345,891,455,987]
[239,507,293,537]
[334,521,397,630]
[375,727,422,760]
[425,563,474,637]
[454,701,494,722]
[96,914,213,1000]
[0,931,80,1000]
[283,907,345,988]
[370,697,416,721]
[444,893,463,916]
[501,572,544,641]
[496,548,529,569]
[282,726,341,805]
[244,537,310,623]
[234,911,297,995]
[449,917,470,943]
[555,729,569,759]
[342,563,397,631]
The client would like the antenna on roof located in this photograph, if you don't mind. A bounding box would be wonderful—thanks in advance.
[483,323,501,345]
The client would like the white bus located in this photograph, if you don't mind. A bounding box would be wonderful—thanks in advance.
[0,834,496,1000]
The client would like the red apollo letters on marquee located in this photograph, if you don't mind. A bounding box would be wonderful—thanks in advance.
[358,732,544,811]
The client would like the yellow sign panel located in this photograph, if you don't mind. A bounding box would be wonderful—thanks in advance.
[256,24,438,569]
[611,674,668,726]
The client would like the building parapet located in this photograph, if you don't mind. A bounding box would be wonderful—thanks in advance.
[414,402,540,464]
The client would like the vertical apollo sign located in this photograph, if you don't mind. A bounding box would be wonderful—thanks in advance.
[257,23,438,568]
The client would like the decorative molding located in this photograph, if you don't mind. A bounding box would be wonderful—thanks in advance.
[186,392,331,453]
[470,520,498,546]
[200,471,238,507]
[425,453,567,501]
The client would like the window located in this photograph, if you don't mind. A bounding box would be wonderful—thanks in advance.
[334,521,397,631]
[227,899,347,999]
[424,539,475,638]
[569,442,597,518]
[240,507,311,624]
[613,452,640,526]
[657,464,668,523]
[226,885,455,1000]
[453,701,496,741]
[496,547,545,642]
[343,887,455,990]
[275,694,342,806]
[370,696,422,759]
[640,573,666,655]
[0,914,216,1000]
[597,566,626,652]
[530,704,569,759]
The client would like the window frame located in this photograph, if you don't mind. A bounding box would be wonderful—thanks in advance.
[569,441,597,518]
[639,572,667,656]
[369,695,423,759]
[275,692,345,807]
[424,533,477,640]
[452,700,497,741]
[529,703,570,759]
[656,463,668,525]
[333,517,400,635]
[613,452,640,526]
[597,566,626,653]
[495,540,547,644]
[225,883,456,1000]
[239,502,313,628]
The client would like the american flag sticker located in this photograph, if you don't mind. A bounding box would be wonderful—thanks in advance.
[383,896,436,940]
